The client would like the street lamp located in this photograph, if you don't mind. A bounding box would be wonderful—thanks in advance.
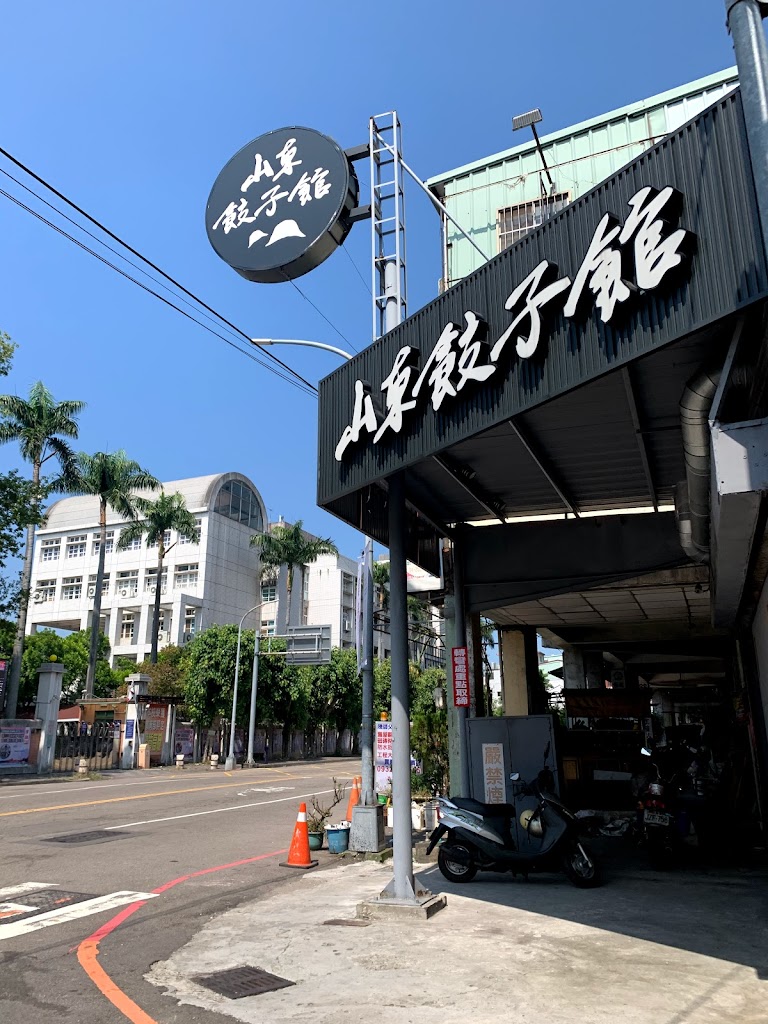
[224,602,260,771]
[250,337,354,361]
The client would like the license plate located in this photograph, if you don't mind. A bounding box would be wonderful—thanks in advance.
[644,810,670,826]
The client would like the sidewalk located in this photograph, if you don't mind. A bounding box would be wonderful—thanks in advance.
[147,846,768,1024]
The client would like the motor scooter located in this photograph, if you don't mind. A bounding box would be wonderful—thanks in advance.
[426,768,601,888]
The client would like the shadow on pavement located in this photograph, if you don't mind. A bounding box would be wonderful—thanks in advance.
[417,838,768,980]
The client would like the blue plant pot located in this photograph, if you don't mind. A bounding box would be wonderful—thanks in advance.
[325,825,350,854]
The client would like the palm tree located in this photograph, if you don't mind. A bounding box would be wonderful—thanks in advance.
[372,560,390,662]
[0,382,84,718]
[70,451,159,696]
[252,519,338,629]
[117,491,197,664]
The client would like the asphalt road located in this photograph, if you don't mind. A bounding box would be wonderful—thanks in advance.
[0,759,361,1024]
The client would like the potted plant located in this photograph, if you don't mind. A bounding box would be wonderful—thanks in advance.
[306,778,347,851]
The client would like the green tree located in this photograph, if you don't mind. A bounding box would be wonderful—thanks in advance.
[252,519,337,628]
[411,708,449,795]
[19,628,113,706]
[0,381,84,717]
[0,471,43,614]
[183,623,251,726]
[303,647,361,752]
[70,450,159,697]
[136,645,188,699]
[0,332,16,377]
[118,491,197,664]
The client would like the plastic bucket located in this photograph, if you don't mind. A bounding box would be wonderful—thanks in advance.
[325,824,350,854]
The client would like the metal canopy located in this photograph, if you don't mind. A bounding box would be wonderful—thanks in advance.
[317,90,768,575]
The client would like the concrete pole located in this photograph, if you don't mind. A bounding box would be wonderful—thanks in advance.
[360,538,375,804]
[246,630,259,767]
[387,472,416,901]
[35,662,64,775]
[225,625,243,772]
[726,1,768,250]
[452,532,471,796]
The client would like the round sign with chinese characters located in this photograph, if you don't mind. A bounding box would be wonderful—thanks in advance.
[205,126,359,283]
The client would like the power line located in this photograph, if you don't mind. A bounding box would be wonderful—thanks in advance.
[0,145,318,395]
[0,188,318,398]
[341,241,371,296]
[284,274,359,353]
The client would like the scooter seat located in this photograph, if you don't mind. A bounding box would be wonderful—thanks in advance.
[451,796,516,818]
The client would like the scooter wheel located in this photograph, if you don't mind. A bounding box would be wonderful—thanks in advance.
[438,843,477,883]
[561,841,602,888]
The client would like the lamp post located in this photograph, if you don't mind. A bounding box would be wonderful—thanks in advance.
[224,603,260,771]
[248,337,376,804]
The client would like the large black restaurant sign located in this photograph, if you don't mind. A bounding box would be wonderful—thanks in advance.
[335,184,692,461]
[206,127,359,283]
[318,90,768,510]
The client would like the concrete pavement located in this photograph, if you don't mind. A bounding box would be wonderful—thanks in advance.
[148,846,768,1024]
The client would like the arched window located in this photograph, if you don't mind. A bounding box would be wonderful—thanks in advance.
[214,480,264,531]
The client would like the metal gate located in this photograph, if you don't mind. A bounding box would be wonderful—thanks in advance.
[53,721,120,774]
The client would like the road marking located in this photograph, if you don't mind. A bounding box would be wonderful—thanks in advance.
[236,786,295,796]
[78,850,286,1024]
[105,788,334,829]
[0,902,36,919]
[0,882,58,900]
[0,891,158,941]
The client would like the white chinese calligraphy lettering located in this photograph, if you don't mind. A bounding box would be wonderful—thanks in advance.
[373,347,419,442]
[491,260,571,362]
[619,186,688,289]
[412,323,460,411]
[289,168,332,206]
[212,198,256,234]
[272,138,302,181]
[334,380,378,461]
[241,154,275,192]
[563,213,629,323]
[456,311,495,390]
[254,184,290,218]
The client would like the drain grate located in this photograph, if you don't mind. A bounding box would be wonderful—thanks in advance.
[194,966,295,999]
[43,830,129,844]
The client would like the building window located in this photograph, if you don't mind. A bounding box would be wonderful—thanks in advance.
[124,535,142,551]
[35,579,56,603]
[120,612,135,643]
[40,538,60,562]
[65,534,87,558]
[184,607,197,638]
[61,576,82,601]
[144,568,168,593]
[497,193,570,251]
[179,519,202,545]
[214,480,264,531]
[92,530,115,555]
[147,529,172,549]
[261,584,277,603]
[260,618,275,637]
[174,563,199,588]
[116,570,139,597]
[88,573,110,597]
[157,609,170,636]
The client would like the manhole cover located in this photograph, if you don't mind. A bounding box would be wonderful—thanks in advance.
[195,966,294,999]
[43,830,129,844]
[323,918,370,927]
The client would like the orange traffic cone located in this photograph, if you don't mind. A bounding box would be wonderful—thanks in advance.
[280,802,318,870]
[345,776,361,820]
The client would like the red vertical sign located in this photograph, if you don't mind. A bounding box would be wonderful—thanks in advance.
[452,646,470,708]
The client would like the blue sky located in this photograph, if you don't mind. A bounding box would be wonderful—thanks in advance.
[0,1,737,561]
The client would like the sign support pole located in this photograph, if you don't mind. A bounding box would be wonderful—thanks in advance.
[452,528,471,796]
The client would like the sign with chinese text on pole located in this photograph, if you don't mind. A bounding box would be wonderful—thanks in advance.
[0,726,31,765]
[206,127,359,283]
[375,720,392,793]
[482,743,506,804]
[143,705,168,758]
[452,646,470,708]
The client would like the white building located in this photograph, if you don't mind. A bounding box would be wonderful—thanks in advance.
[28,472,447,669]
[28,472,266,664]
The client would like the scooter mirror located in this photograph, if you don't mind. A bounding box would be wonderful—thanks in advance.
[509,772,520,782]
[641,747,652,757]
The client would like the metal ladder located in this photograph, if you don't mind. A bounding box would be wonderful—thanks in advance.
[369,111,407,340]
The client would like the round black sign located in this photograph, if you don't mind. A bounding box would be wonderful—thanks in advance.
[205,126,359,284]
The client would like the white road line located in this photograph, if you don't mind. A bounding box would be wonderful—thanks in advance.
[106,788,334,829]
[0,891,158,941]
[0,882,57,900]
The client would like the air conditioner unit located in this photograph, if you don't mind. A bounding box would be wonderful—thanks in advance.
[87,587,96,597]
[183,632,194,643]
[149,585,156,595]
[120,589,128,597]
[611,669,626,689]
[33,591,44,603]
[343,618,352,632]
[157,630,168,643]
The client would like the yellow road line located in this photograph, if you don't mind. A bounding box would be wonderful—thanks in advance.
[0,769,352,818]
